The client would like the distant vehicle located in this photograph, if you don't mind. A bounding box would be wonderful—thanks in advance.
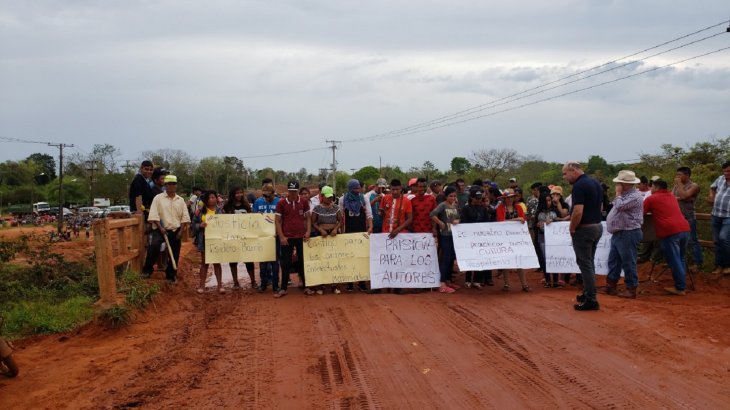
[33,202,51,214]
[103,205,131,218]
[8,204,33,216]
[93,198,111,208]
[78,206,104,218]
[49,207,73,217]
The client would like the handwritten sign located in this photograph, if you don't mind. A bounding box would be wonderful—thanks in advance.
[303,233,371,286]
[543,221,613,274]
[452,222,540,270]
[204,214,276,263]
[369,233,440,289]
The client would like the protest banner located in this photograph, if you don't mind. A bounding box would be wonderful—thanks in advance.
[203,213,277,263]
[369,233,440,289]
[303,233,371,286]
[452,222,539,270]
[543,221,612,274]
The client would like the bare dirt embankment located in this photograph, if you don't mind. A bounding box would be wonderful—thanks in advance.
[1,234,729,409]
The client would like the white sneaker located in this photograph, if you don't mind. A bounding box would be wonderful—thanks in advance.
[473,283,484,290]
[464,282,472,288]
[333,288,341,294]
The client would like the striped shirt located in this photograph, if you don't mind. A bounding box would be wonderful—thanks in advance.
[605,188,643,234]
[710,175,730,218]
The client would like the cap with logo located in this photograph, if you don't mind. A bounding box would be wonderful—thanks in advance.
[287,181,300,191]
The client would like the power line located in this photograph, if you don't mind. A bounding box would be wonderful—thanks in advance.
[355,45,730,141]
[349,30,728,143]
[238,146,328,159]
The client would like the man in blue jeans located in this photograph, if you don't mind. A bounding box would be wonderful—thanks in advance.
[644,179,691,295]
[673,167,703,268]
[563,161,604,311]
[600,170,644,299]
[709,161,730,275]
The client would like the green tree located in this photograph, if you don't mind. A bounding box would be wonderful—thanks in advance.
[27,153,57,180]
[450,157,471,176]
[353,166,380,184]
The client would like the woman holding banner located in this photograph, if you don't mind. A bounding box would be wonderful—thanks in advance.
[495,189,531,292]
[193,191,226,295]
[430,186,461,293]
[340,180,373,292]
[461,187,493,289]
[311,186,344,294]
[222,187,257,290]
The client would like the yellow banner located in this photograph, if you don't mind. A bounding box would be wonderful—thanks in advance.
[303,233,371,286]
[204,214,277,263]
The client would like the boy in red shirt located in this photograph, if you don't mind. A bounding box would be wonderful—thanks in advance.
[274,181,311,298]
[410,177,437,235]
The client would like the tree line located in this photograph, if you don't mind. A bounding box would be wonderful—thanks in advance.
[1,137,728,211]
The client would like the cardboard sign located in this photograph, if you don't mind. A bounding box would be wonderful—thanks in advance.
[369,233,440,289]
[543,221,613,274]
[452,222,540,270]
[303,233,371,286]
[204,214,277,263]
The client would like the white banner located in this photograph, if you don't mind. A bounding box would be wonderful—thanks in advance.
[369,233,440,289]
[452,222,540,271]
[543,221,613,275]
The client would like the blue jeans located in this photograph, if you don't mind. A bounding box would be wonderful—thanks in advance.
[607,228,642,288]
[686,216,703,266]
[571,224,603,302]
[439,234,456,283]
[660,232,688,291]
[711,216,730,268]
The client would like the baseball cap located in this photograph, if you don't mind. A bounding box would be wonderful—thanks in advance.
[509,177,517,182]
[287,181,300,191]
[321,186,334,198]
[408,177,418,186]
[469,187,484,198]
[376,178,388,188]
[163,175,177,184]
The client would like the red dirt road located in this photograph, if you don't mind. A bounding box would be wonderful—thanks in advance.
[2,243,730,409]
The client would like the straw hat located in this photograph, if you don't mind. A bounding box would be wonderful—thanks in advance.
[612,170,641,184]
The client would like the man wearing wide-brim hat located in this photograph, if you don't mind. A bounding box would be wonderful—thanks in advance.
[600,170,644,299]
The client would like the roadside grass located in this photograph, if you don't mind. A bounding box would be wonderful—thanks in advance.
[1,235,160,337]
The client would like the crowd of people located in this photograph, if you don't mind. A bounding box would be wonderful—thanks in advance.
[128,158,728,311]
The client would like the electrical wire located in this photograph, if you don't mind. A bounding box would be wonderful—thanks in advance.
[348,30,728,143]
[238,146,329,159]
[355,45,730,141]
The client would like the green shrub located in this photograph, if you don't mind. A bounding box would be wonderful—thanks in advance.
[2,296,94,337]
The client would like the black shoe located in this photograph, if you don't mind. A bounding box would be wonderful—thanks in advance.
[256,286,266,293]
[368,289,381,294]
[576,294,586,303]
[393,288,403,295]
[485,280,494,286]
[357,284,368,292]
[574,300,600,311]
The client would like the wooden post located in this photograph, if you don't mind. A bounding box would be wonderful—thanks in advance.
[134,214,146,272]
[93,218,117,306]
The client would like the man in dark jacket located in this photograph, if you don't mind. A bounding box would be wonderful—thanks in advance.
[129,160,155,213]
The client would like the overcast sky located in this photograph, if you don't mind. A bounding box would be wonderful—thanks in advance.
[1,1,729,173]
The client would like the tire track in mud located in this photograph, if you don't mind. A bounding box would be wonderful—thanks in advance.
[104,291,275,409]
[310,305,382,410]
[354,299,494,409]
[444,300,698,409]
[489,302,698,409]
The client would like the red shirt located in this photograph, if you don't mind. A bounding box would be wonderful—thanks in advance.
[379,195,412,233]
[275,196,310,238]
[643,190,689,239]
[410,194,436,233]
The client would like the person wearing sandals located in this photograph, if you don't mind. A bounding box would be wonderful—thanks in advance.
[222,186,257,290]
[461,187,493,289]
[535,192,569,288]
[311,186,344,294]
[193,190,226,295]
[430,186,461,293]
[339,179,373,292]
[274,181,311,298]
[495,188,530,292]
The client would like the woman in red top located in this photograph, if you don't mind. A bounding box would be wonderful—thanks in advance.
[495,189,530,292]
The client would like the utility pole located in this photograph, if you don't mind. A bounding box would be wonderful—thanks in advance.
[326,140,341,194]
[318,168,329,184]
[85,160,98,206]
[48,142,74,234]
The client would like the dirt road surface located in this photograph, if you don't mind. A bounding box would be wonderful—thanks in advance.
[2,241,730,409]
